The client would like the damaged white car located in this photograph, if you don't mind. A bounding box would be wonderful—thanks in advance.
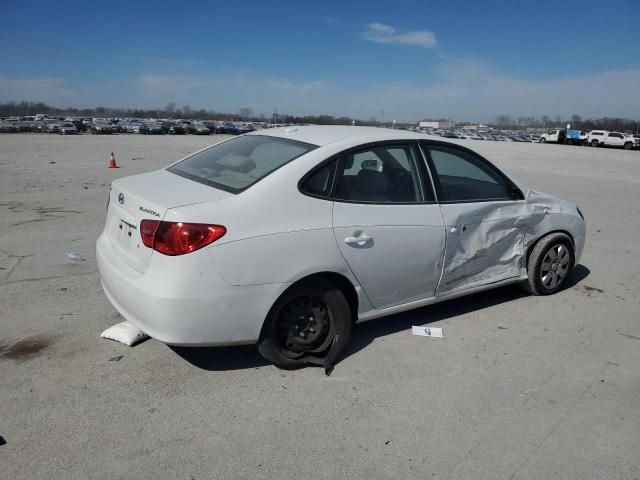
[97,126,586,369]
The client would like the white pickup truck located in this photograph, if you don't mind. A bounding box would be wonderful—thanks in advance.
[540,129,587,145]
[539,129,565,143]
[588,131,636,149]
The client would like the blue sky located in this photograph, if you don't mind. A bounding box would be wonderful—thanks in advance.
[1,0,639,121]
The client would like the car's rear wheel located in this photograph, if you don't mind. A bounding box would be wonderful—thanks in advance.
[525,233,575,295]
[258,279,352,369]
[590,140,599,147]
[540,137,546,143]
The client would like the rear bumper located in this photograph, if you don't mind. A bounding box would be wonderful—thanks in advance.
[96,231,286,346]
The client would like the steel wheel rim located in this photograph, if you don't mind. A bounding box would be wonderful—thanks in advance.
[540,244,571,290]
[276,295,335,358]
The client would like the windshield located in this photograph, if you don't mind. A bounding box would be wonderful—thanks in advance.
[168,135,316,193]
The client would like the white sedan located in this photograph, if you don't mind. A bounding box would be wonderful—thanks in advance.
[97,126,586,369]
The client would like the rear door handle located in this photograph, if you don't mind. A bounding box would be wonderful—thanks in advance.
[344,234,373,245]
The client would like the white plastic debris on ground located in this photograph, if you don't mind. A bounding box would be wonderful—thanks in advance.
[101,321,150,346]
[412,326,443,338]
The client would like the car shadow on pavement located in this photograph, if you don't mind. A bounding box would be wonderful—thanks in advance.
[340,264,590,363]
[169,264,589,372]
[169,344,270,371]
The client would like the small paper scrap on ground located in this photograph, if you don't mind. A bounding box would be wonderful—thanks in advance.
[412,326,443,338]
[101,321,150,346]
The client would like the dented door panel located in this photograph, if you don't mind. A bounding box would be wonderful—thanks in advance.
[436,199,551,295]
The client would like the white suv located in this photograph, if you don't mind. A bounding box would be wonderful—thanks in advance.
[588,130,635,149]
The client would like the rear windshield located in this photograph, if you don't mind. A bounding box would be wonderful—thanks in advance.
[168,135,316,193]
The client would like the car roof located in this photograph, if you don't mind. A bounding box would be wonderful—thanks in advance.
[248,125,440,147]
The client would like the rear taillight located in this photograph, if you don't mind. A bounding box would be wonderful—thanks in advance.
[140,220,226,256]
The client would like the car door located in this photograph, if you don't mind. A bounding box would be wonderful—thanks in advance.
[608,133,623,147]
[331,141,446,309]
[422,141,530,296]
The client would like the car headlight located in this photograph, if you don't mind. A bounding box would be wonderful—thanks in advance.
[576,205,585,220]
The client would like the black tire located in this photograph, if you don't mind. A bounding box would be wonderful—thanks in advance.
[258,279,352,369]
[540,137,546,143]
[590,140,599,147]
[624,142,632,150]
[525,233,575,296]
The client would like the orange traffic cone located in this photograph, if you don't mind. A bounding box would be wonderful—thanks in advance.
[108,152,120,168]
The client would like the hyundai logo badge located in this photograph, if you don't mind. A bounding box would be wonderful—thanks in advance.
[118,193,125,204]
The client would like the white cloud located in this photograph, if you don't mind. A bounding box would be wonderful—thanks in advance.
[131,73,330,114]
[361,22,437,48]
[1,61,639,122]
[368,22,396,34]
[0,76,75,103]
[137,74,208,94]
[327,60,640,121]
[114,56,202,68]
[267,78,326,93]
[323,16,338,25]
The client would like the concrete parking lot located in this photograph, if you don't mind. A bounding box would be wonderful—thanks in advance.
[1,133,639,479]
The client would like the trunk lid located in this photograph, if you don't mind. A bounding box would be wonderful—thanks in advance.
[107,169,232,272]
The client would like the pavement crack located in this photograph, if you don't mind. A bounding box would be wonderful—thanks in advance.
[0,249,34,281]
[0,269,98,287]
[620,332,640,341]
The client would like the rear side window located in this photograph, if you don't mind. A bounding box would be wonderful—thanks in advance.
[334,144,432,203]
[427,145,510,202]
[168,135,316,193]
[300,159,337,198]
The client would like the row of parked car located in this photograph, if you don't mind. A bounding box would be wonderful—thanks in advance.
[0,118,80,134]
[539,129,640,149]
[417,128,541,143]
[0,116,271,136]
[417,127,640,149]
[3,117,639,151]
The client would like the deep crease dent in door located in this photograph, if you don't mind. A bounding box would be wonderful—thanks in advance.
[438,193,556,293]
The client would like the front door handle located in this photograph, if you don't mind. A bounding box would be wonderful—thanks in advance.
[344,234,373,245]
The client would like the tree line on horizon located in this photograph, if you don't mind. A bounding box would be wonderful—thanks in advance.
[0,101,638,132]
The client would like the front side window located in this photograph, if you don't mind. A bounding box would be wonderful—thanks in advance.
[334,144,431,203]
[427,145,511,202]
[169,135,316,193]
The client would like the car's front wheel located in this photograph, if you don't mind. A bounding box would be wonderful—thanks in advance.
[525,233,575,295]
[591,140,599,147]
[258,279,352,369]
